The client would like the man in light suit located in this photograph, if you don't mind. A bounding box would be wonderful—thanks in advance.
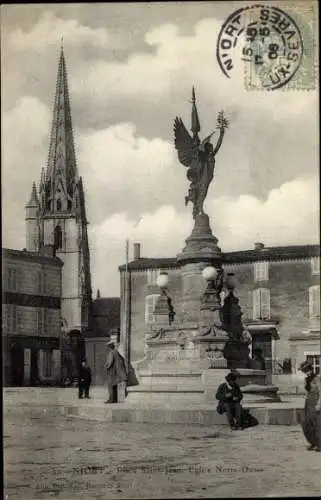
[104,340,127,403]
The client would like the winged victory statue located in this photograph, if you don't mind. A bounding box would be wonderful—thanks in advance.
[174,88,228,219]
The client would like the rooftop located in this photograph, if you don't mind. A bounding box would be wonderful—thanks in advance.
[2,248,63,266]
[118,244,320,271]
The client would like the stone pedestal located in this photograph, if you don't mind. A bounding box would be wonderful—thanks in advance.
[177,213,222,324]
[128,211,280,406]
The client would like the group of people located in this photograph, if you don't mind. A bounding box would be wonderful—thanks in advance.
[78,339,137,403]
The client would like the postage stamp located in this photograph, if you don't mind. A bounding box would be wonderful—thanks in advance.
[216,2,317,90]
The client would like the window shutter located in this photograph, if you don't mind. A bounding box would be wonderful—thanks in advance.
[8,305,13,333]
[17,268,23,290]
[3,305,8,332]
[254,262,268,282]
[260,288,270,319]
[311,257,320,275]
[309,286,320,317]
[6,269,10,290]
[43,272,47,295]
[145,294,160,323]
[147,269,159,285]
[12,306,17,332]
[37,308,44,334]
[252,289,260,320]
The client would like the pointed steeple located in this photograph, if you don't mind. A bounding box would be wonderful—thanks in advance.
[96,289,101,299]
[26,182,39,207]
[191,86,201,139]
[45,44,78,212]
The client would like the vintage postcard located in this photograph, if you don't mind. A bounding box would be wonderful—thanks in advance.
[2,1,320,499]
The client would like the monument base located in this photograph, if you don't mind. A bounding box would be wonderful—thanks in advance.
[128,326,280,405]
[127,211,280,406]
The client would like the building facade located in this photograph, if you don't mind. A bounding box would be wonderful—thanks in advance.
[119,243,320,373]
[2,248,63,386]
[24,45,93,341]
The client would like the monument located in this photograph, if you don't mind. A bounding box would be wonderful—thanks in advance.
[128,88,279,404]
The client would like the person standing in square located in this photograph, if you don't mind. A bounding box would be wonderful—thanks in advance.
[78,359,92,399]
[104,340,127,403]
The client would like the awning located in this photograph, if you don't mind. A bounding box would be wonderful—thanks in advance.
[244,321,280,339]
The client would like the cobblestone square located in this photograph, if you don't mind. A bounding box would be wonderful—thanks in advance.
[4,402,321,499]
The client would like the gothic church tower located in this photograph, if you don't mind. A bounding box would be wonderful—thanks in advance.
[25,45,93,335]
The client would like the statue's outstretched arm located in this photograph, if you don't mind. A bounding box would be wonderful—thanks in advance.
[213,127,225,156]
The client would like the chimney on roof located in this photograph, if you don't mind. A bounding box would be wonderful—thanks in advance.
[254,242,264,250]
[133,242,141,260]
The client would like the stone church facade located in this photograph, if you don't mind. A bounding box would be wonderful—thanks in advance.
[25,45,93,337]
[3,46,94,386]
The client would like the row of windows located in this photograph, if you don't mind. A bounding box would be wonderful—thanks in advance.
[145,257,320,286]
[5,268,50,294]
[144,286,320,324]
[5,306,56,334]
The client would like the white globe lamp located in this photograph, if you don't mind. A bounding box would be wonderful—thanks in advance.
[202,266,217,281]
[157,272,169,290]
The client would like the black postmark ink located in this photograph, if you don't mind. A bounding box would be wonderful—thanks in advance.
[216,4,303,90]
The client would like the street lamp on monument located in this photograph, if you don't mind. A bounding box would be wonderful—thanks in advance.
[155,272,176,326]
[200,267,251,369]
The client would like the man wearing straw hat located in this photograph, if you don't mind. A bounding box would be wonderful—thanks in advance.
[104,339,127,403]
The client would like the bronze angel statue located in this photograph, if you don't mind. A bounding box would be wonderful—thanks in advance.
[174,88,228,219]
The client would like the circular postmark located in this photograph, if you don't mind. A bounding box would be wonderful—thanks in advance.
[216,4,303,90]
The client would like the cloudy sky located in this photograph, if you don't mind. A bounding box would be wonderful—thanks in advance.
[2,2,319,297]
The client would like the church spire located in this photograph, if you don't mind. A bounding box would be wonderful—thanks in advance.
[26,182,39,207]
[45,44,78,213]
[191,86,201,139]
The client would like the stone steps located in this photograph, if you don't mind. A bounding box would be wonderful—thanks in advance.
[60,403,303,426]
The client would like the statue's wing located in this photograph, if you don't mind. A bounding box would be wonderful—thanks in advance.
[174,117,194,167]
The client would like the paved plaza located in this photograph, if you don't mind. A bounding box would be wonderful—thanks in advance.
[4,389,321,499]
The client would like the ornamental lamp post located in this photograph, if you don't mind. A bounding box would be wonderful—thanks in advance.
[156,272,169,291]
[202,265,217,281]
[155,272,176,326]
[201,265,223,312]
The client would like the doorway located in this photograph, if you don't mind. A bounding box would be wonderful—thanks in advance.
[10,344,24,386]
[251,332,272,370]
[30,349,39,385]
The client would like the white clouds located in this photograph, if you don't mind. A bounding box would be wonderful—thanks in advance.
[8,12,109,51]
[77,122,181,220]
[2,96,50,190]
[90,176,319,296]
[69,17,317,121]
[211,177,319,249]
[79,122,174,187]
[2,96,51,249]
